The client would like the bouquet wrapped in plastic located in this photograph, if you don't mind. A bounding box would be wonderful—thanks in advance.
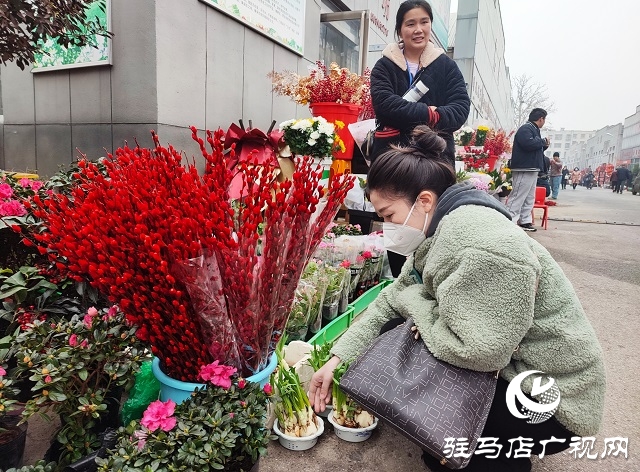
[31,126,354,381]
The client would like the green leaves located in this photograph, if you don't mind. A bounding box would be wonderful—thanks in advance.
[97,381,271,471]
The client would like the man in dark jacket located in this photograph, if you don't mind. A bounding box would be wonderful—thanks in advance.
[504,108,549,232]
[614,165,632,194]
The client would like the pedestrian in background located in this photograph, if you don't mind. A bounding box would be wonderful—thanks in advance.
[584,167,595,189]
[369,0,470,276]
[614,164,631,194]
[610,169,618,193]
[537,154,551,198]
[549,152,563,199]
[504,108,549,232]
[561,165,570,189]
[570,167,582,190]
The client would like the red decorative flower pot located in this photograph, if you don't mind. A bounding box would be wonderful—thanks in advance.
[310,102,361,160]
[487,154,499,172]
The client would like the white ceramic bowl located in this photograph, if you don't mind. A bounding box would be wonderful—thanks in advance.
[327,412,378,442]
[273,416,325,451]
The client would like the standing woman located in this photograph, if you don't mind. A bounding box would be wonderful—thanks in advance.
[369,0,470,276]
[570,167,582,190]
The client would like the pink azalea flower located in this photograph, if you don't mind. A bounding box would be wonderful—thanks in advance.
[19,178,31,188]
[69,334,78,347]
[105,305,118,319]
[237,378,246,389]
[199,361,237,389]
[0,200,27,217]
[263,383,273,395]
[361,250,373,259]
[44,375,52,383]
[0,183,13,199]
[133,430,148,451]
[80,339,88,349]
[229,412,235,418]
[340,259,351,269]
[83,307,98,329]
[141,399,177,432]
[30,180,43,191]
[0,366,6,376]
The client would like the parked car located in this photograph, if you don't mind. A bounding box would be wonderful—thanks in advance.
[633,174,640,195]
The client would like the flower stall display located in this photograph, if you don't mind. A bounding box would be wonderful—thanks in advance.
[299,261,329,335]
[285,282,315,342]
[29,127,354,385]
[269,61,373,163]
[473,125,490,147]
[279,117,345,159]
[329,362,377,442]
[320,264,349,321]
[10,306,147,466]
[96,363,272,471]
[453,126,474,146]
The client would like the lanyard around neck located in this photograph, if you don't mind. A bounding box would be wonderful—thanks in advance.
[405,57,414,84]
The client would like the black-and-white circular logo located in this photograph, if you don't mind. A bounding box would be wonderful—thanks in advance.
[506,370,561,424]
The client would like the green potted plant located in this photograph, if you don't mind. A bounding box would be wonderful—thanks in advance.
[307,339,335,418]
[0,334,28,471]
[321,265,349,321]
[96,362,272,471]
[270,337,323,451]
[9,305,148,468]
[328,362,377,442]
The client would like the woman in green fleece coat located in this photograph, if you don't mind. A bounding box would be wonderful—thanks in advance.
[309,126,605,472]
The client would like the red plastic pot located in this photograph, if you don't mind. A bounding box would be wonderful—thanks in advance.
[310,102,361,160]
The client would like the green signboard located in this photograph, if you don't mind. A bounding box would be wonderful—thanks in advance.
[32,0,111,72]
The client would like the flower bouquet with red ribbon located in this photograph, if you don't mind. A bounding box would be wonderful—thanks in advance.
[29,126,354,382]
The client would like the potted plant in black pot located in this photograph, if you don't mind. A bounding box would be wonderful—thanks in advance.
[0,334,28,471]
[9,305,148,468]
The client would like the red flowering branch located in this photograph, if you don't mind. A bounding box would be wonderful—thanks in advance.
[31,126,354,381]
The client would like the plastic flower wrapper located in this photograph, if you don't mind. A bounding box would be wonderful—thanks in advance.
[285,281,314,341]
[30,125,354,382]
[321,263,350,321]
[302,260,329,334]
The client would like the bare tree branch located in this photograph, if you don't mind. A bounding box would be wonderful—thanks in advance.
[0,0,112,70]
[512,74,556,128]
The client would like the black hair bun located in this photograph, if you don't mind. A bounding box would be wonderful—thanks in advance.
[410,125,446,160]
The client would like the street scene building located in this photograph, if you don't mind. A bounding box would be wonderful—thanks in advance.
[620,104,640,168]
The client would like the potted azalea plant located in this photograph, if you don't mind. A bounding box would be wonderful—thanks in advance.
[0,336,28,471]
[96,361,272,471]
[28,126,354,399]
[9,305,147,467]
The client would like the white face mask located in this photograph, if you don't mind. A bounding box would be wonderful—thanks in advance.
[382,201,429,257]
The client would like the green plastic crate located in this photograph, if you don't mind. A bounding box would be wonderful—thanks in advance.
[308,306,354,346]
[349,279,393,318]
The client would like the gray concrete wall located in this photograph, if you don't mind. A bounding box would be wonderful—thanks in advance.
[0,0,320,176]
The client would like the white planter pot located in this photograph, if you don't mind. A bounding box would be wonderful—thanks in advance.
[327,412,378,442]
[273,417,325,451]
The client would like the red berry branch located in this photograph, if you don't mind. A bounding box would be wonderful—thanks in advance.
[31,127,354,381]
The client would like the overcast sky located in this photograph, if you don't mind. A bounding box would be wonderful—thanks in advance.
[451,0,640,131]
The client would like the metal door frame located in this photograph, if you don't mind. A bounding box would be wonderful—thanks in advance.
[320,11,369,75]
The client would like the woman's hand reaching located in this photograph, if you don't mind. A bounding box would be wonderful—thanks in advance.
[308,355,341,413]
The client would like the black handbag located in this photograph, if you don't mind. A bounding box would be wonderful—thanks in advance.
[339,317,497,469]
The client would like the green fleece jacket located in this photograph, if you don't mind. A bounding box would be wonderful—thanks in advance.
[332,187,606,437]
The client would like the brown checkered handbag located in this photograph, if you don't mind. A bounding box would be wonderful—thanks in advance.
[339,317,497,469]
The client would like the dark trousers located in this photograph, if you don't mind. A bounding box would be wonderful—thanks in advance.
[379,318,574,472]
[614,181,623,193]
[561,178,567,189]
